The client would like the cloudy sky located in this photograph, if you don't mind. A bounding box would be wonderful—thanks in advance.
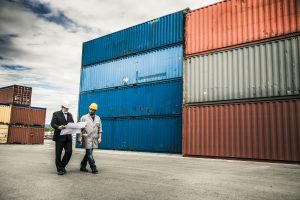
[0,0,221,123]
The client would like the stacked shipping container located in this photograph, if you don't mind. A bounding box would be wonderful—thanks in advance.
[183,0,300,161]
[0,85,32,106]
[0,85,46,144]
[0,125,8,144]
[77,10,186,153]
[183,100,300,161]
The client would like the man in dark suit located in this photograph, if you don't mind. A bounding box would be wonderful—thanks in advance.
[51,101,74,175]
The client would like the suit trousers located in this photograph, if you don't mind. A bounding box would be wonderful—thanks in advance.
[55,136,72,172]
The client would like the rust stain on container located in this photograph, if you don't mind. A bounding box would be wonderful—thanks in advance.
[0,85,32,106]
[182,99,300,162]
[185,0,300,56]
[8,126,29,144]
[29,127,44,144]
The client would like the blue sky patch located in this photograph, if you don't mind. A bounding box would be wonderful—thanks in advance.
[0,34,18,45]
[0,65,32,71]
[7,0,80,31]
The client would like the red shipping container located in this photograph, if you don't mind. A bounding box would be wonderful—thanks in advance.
[10,106,30,125]
[8,106,46,126]
[0,85,32,106]
[8,126,44,144]
[185,0,300,57]
[29,107,46,126]
[29,127,44,144]
[8,126,29,144]
[182,99,300,162]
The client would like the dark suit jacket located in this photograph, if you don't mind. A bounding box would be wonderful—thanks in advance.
[51,110,74,142]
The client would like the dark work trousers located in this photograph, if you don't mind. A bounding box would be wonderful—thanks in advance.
[55,137,72,172]
[81,149,96,170]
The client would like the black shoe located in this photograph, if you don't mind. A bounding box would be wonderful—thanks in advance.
[57,171,64,175]
[92,169,98,174]
[62,168,67,174]
[80,167,88,172]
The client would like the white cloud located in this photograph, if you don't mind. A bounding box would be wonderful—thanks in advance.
[0,0,221,123]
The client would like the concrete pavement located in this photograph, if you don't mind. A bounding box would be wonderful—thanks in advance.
[0,140,299,200]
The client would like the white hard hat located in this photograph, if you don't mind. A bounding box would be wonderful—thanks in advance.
[62,101,71,109]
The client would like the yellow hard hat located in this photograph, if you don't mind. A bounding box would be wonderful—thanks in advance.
[89,103,98,110]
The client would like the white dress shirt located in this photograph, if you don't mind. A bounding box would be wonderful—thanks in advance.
[63,112,68,121]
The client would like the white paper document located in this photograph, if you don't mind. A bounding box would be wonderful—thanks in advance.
[60,122,87,135]
[65,122,87,129]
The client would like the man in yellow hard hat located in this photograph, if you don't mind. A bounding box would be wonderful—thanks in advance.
[78,103,102,174]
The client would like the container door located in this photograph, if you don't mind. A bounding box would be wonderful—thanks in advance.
[29,128,44,144]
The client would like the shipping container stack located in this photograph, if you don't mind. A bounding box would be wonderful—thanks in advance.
[0,85,46,144]
[183,0,300,162]
[77,10,188,153]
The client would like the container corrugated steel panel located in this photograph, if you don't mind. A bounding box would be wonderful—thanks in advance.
[0,87,13,103]
[76,116,182,153]
[29,107,46,126]
[184,37,300,104]
[8,126,29,144]
[185,0,300,56]
[82,10,185,66]
[29,127,44,144]
[0,104,11,124]
[0,125,8,144]
[10,106,30,125]
[79,80,182,118]
[0,85,32,106]
[182,99,300,161]
[0,105,46,126]
[80,45,183,92]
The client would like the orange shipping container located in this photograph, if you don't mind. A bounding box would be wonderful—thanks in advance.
[182,99,300,162]
[185,0,300,56]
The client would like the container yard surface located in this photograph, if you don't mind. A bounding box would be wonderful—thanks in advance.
[0,140,299,200]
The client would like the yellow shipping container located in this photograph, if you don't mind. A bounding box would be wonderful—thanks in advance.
[0,104,11,124]
[0,125,8,144]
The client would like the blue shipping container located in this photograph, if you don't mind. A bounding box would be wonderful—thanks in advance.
[76,115,182,153]
[80,45,183,92]
[78,79,182,118]
[82,10,185,66]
